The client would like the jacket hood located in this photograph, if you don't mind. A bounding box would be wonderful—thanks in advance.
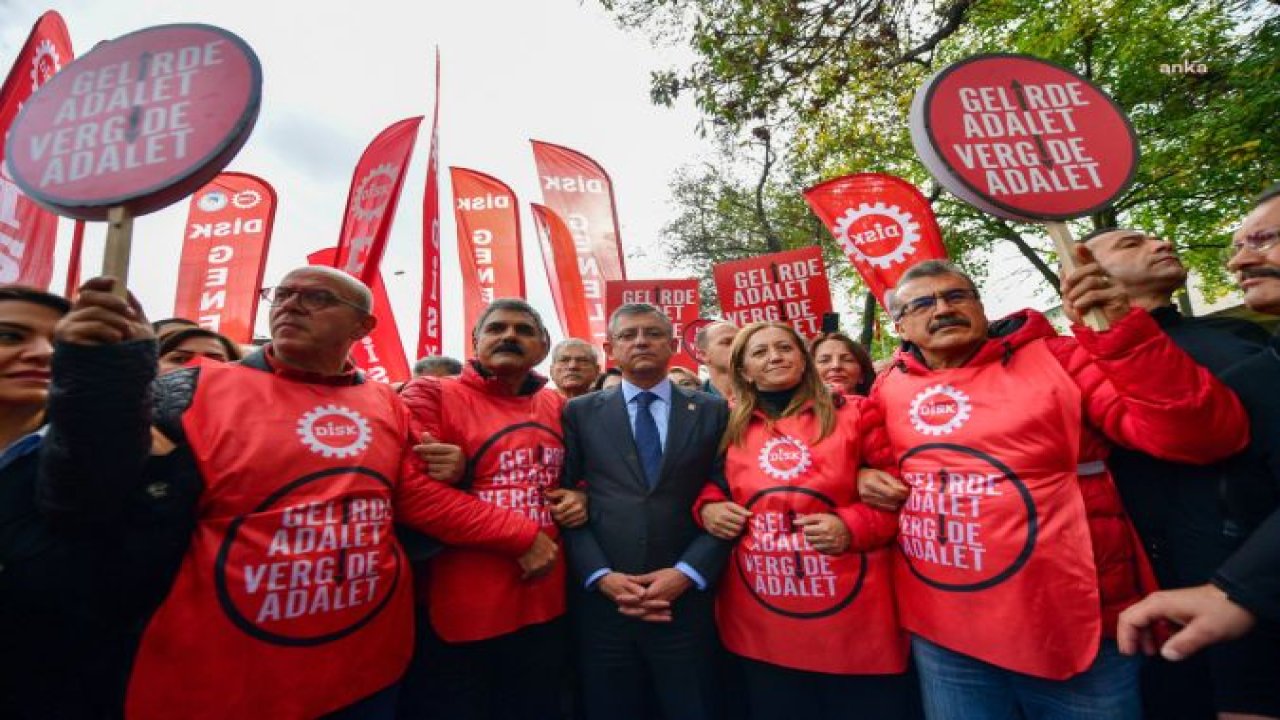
[890,308,1058,376]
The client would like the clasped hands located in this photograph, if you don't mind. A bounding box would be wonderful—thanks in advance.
[597,569,692,623]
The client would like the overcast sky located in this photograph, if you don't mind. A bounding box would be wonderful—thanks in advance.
[2,0,722,359]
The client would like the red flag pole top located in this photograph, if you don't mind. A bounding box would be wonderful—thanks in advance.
[4,23,262,297]
[909,53,1140,330]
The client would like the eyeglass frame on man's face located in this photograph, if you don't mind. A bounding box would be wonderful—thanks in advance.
[1226,228,1280,265]
[893,287,980,322]
[259,286,369,314]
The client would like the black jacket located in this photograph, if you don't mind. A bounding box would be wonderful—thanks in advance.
[1215,332,1280,624]
[1107,306,1270,587]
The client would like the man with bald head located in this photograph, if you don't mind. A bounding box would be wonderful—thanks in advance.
[39,267,555,719]
[1081,226,1274,717]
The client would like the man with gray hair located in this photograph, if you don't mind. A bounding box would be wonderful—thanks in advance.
[40,268,553,719]
[693,320,737,398]
[549,338,601,399]
[561,303,730,720]
[858,258,1247,717]
[413,355,463,378]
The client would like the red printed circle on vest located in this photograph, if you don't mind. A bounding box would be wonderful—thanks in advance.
[734,486,867,619]
[4,23,261,220]
[758,436,812,482]
[909,54,1138,222]
[897,443,1037,592]
[297,405,373,459]
[214,467,401,646]
[909,384,972,437]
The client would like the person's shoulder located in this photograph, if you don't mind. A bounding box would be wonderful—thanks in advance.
[566,386,617,413]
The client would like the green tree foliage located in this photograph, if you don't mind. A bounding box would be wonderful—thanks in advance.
[605,0,1280,326]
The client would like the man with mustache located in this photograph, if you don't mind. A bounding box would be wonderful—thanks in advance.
[1080,227,1275,719]
[549,338,601,399]
[40,268,555,720]
[1121,184,1280,681]
[399,298,586,720]
[860,258,1247,717]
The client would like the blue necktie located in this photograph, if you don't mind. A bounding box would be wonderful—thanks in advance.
[634,391,663,489]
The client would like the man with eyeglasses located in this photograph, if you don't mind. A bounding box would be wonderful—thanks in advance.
[561,303,730,720]
[549,338,601,399]
[1078,225,1275,718]
[40,267,555,720]
[1121,183,1280,682]
[858,258,1247,718]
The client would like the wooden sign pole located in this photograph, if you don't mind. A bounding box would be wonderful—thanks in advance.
[102,205,134,299]
[1045,220,1108,331]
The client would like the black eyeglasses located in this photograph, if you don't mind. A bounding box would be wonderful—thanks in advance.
[259,286,368,313]
[893,288,979,321]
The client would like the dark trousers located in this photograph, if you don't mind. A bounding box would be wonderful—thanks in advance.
[398,611,568,720]
[739,656,916,720]
[577,589,719,720]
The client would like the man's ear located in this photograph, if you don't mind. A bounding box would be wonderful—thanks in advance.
[603,339,617,364]
[353,313,378,340]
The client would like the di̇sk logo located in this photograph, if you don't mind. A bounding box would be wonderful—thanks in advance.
[909,384,972,436]
[232,188,263,209]
[30,38,61,91]
[833,202,920,269]
[758,436,812,482]
[351,164,397,222]
[298,405,373,459]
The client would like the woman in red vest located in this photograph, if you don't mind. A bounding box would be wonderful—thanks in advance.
[696,321,912,718]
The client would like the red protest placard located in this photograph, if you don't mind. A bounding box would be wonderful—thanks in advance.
[713,247,833,339]
[910,54,1137,222]
[605,279,700,369]
[5,23,261,220]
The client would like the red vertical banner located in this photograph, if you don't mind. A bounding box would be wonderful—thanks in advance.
[64,220,85,296]
[415,49,443,360]
[0,11,73,287]
[605,279,700,369]
[451,167,524,358]
[173,173,277,343]
[713,246,834,339]
[531,203,592,342]
[529,140,625,347]
[307,247,410,384]
[803,173,947,305]
[334,116,423,287]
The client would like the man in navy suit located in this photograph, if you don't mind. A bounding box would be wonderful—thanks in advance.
[562,303,730,720]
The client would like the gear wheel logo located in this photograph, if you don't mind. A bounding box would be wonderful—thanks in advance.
[232,189,263,209]
[350,164,398,223]
[758,436,812,482]
[30,39,60,91]
[833,202,920,269]
[197,190,228,213]
[909,384,972,436]
[297,405,373,459]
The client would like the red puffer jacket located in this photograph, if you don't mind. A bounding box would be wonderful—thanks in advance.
[881,307,1249,637]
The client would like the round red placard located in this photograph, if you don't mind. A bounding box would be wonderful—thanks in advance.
[910,54,1138,222]
[5,23,261,221]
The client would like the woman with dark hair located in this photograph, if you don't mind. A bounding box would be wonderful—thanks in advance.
[695,321,911,718]
[589,366,623,392]
[157,327,242,375]
[810,331,875,396]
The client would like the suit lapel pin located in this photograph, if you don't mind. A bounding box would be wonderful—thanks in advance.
[687,403,695,411]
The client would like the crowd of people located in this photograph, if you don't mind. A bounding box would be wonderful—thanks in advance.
[0,185,1277,720]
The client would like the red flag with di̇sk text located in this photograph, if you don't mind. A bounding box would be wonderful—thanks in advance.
[451,167,525,359]
[530,140,625,347]
[416,49,443,359]
[713,246,833,339]
[307,247,411,384]
[531,203,592,343]
[0,11,73,287]
[605,279,700,370]
[173,172,276,343]
[334,116,423,287]
[803,173,947,307]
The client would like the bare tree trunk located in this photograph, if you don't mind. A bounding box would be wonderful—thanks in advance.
[753,129,784,253]
[859,290,877,347]
[992,219,1062,293]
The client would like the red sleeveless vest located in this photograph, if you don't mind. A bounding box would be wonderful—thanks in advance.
[423,377,566,643]
[126,362,414,719]
[877,339,1101,680]
[718,402,907,675]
